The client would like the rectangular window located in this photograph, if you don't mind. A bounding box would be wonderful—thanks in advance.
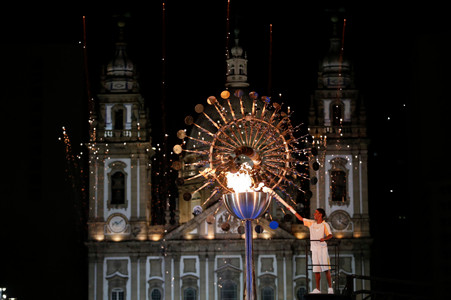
[331,170,347,202]
[112,289,124,300]
[184,287,196,300]
[221,281,237,300]
[114,109,124,130]
[262,287,274,300]
[111,172,125,205]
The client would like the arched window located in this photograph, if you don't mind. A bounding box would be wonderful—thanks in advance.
[150,288,162,300]
[111,172,125,205]
[239,64,244,75]
[221,280,237,300]
[261,286,274,300]
[296,287,306,300]
[111,288,124,300]
[229,64,235,75]
[184,287,196,300]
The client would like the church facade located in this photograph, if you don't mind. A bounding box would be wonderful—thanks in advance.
[86,18,371,300]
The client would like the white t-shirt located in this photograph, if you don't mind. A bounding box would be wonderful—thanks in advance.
[303,218,332,249]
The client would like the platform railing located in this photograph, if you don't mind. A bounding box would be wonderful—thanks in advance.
[342,274,432,300]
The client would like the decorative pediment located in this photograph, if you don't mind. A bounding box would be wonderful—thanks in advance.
[106,258,129,277]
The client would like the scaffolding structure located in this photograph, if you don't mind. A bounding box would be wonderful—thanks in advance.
[305,239,341,292]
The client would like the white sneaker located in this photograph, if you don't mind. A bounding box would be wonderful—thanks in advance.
[310,288,321,294]
[328,287,334,294]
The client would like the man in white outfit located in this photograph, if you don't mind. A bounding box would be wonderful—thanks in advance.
[298,208,334,294]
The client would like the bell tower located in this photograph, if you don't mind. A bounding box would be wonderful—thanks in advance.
[87,21,154,243]
[308,16,371,287]
[225,29,249,88]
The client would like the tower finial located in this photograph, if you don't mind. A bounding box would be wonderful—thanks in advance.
[117,20,126,42]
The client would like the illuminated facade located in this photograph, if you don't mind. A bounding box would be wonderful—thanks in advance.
[306,17,372,292]
[86,18,371,300]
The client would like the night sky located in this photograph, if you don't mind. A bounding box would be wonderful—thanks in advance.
[1,1,450,299]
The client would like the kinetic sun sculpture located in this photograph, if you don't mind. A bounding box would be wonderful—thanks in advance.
[173,89,312,299]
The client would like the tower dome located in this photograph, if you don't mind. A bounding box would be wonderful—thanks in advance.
[319,17,352,89]
[230,29,244,58]
[322,37,350,74]
[106,44,134,78]
[102,21,138,92]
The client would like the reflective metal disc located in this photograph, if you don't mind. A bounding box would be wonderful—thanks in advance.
[183,192,191,201]
[184,115,194,125]
[206,215,215,224]
[220,90,230,99]
[173,144,183,154]
[171,161,182,170]
[177,129,186,139]
[255,224,263,233]
[195,104,204,113]
[207,96,217,105]
[221,222,230,231]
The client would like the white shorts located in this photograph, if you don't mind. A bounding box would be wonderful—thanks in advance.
[311,246,331,272]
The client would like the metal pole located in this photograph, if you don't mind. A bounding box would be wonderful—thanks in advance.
[305,242,309,291]
[245,220,256,300]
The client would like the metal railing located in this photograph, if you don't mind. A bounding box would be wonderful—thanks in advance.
[342,274,432,300]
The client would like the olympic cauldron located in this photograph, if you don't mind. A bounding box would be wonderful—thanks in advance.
[173,91,310,299]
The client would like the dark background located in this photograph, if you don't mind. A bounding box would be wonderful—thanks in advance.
[1,1,450,299]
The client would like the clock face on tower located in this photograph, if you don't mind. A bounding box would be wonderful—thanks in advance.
[329,210,350,230]
[107,214,127,233]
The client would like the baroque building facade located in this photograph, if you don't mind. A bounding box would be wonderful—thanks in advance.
[86,19,371,300]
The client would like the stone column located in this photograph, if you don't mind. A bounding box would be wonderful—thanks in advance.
[208,254,215,300]
[130,157,138,219]
[164,255,171,300]
[277,253,284,300]
[199,253,207,300]
[173,254,181,300]
[352,152,361,215]
[130,254,138,300]
[138,256,146,300]
[88,253,96,300]
[360,151,370,237]
[98,158,105,220]
[285,252,294,300]
[96,254,104,300]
